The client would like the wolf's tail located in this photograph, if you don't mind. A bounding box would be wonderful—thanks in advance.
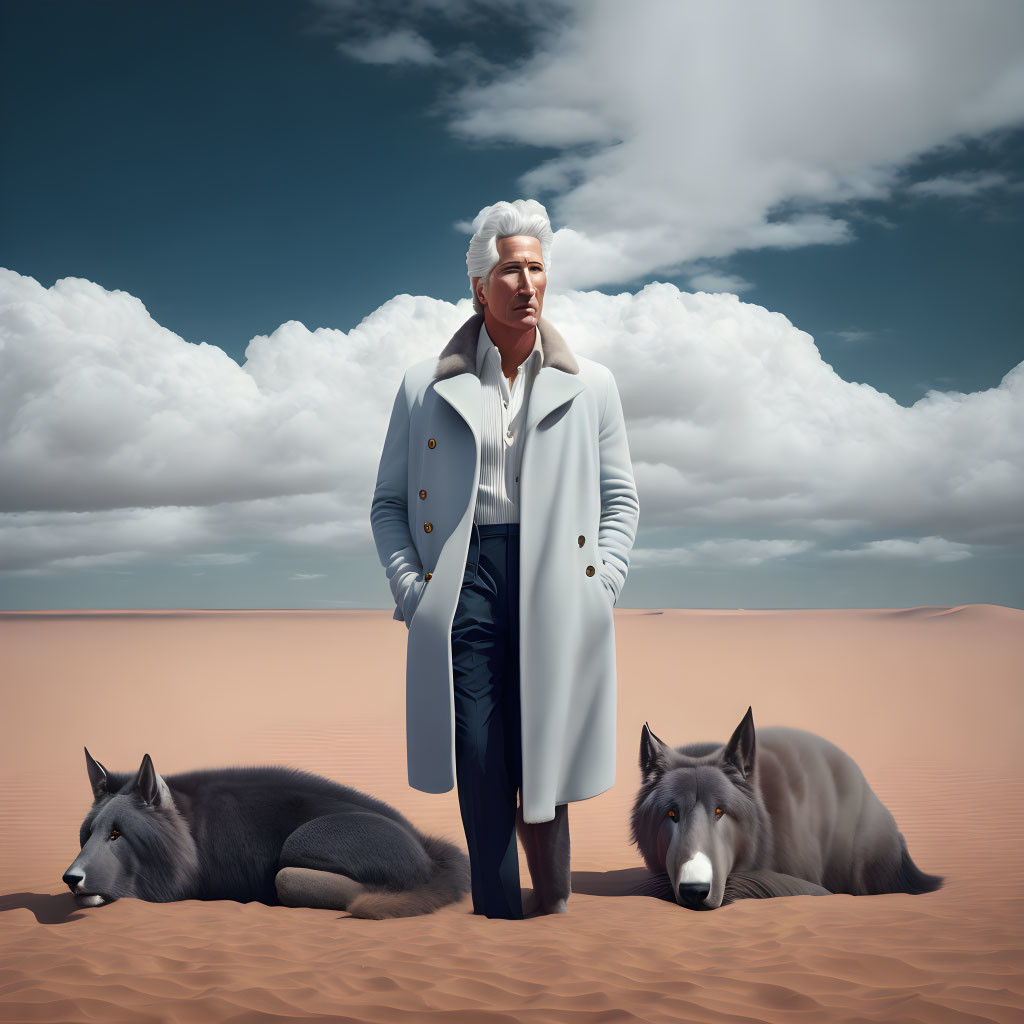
[346,832,471,919]
[889,833,944,894]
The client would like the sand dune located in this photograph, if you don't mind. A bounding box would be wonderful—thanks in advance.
[1,605,1021,1023]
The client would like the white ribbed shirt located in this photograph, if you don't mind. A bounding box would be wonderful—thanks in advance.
[473,321,543,524]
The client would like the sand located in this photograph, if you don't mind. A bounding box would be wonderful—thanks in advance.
[1,604,1021,1023]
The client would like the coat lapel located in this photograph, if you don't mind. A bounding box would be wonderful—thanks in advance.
[526,364,586,433]
[432,373,482,442]
[432,312,583,436]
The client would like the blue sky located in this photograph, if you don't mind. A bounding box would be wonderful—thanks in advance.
[1,0,1022,610]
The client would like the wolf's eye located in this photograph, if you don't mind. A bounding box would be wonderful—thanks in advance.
[667,808,677,820]
[109,827,121,840]
[714,807,724,818]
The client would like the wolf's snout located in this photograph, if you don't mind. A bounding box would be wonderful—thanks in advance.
[675,850,713,908]
[677,881,711,908]
[62,868,85,893]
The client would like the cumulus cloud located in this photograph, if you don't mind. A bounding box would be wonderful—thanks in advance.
[1,269,1022,576]
[380,0,1024,289]
[560,284,1024,544]
[0,269,466,515]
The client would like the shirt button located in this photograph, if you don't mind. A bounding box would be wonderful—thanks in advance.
[424,572,432,581]
[586,565,596,576]
[419,489,427,499]
[423,522,433,533]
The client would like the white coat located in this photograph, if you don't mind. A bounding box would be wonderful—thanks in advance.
[370,312,639,823]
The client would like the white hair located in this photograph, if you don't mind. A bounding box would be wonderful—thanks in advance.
[466,199,553,313]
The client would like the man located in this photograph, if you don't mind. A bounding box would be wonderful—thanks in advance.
[371,199,639,919]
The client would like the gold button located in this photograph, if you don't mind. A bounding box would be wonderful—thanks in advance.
[586,565,595,576]
[578,535,585,547]
[427,438,436,448]
[419,489,427,499]
[424,522,433,533]
[424,572,432,581]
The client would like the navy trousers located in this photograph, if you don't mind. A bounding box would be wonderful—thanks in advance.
[451,521,571,919]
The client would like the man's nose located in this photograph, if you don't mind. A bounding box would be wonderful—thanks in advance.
[519,272,536,294]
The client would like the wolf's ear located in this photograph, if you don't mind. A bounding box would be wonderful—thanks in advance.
[131,753,174,808]
[722,706,756,779]
[640,722,673,781]
[84,746,112,802]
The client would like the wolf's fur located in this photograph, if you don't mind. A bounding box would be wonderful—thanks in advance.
[630,708,943,910]
[62,749,470,918]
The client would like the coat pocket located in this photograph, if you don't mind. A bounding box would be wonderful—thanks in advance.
[596,545,618,606]
[462,522,481,587]
[402,578,428,627]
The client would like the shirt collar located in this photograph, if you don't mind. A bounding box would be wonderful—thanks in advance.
[476,320,544,378]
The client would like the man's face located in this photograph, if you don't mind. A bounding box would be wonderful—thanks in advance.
[475,234,546,332]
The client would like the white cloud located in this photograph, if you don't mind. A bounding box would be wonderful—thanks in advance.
[687,271,755,295]
[0,269,467,515]
[310,2,1024,289]
[557,283,1024,542]
[176,552,256,567]
[42,551,150,571]
[907,170,1013,198]
[632,539,814,569]
[338,28,439,66]
[437,0,1024,289]
[1,269,1022,576]
[828,329,874,344]
[825,537,974,563]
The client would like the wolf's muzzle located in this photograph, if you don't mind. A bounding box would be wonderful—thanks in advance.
[677,881,711,909]
[63,867,110,905]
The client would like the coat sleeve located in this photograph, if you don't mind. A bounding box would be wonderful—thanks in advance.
[597,367,639,605]
[370,375,425,623]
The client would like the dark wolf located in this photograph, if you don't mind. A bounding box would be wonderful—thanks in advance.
[62,748,470,918]
[630,708,943,910]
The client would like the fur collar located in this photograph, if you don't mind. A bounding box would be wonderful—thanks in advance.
[434,312,579,380]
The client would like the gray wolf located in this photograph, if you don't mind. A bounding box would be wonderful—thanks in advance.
[630,707,943,909]
[62,748,470,918]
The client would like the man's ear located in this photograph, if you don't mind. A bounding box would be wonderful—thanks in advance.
[471,275,486,307]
